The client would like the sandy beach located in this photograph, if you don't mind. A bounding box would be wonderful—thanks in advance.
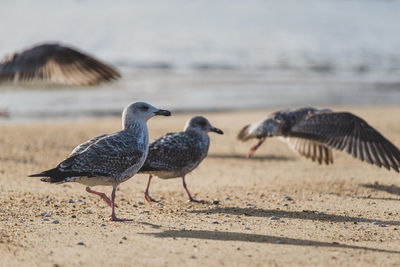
[1,106,400,266]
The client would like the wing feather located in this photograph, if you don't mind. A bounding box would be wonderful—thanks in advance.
[287,112,400,172]
[59,131,145,178]
[0,43,120,86]
[139,131,208,173]
[70,133,109,156]
[283,137,333,165]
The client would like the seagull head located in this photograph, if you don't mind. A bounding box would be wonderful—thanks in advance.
[257,117,281,137]
[184,116,224,135]
[122,102,171,127]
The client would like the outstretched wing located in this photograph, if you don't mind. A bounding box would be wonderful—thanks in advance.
[287,112,400,172]
[140,132,208,173]
[0,43,121,86]
[282,137,333,165]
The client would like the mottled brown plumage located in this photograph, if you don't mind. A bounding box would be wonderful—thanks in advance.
[139,116,224,202]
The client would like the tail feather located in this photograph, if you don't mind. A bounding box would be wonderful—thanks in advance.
[29,168,69,183]
[29,167,98,183]
[237,124,255,141]
[28,168,58,178]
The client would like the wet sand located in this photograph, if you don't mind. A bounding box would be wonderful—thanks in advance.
[1,106,400,266]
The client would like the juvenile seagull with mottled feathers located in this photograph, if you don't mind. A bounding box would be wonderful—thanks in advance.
[238,107,400,172]
[0,43,120,86]
[139,116,223,202]
[29,102,171,221]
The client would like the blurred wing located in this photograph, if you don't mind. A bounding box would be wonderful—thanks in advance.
[282,137,333,165]
[0,43,121,86]
[288,112,400,172]
[140,132,206,172]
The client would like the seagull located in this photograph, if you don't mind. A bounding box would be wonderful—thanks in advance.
[29,102,171,221]
[237,107,400,172]
[138,116,223,202]
[0,43,121,86]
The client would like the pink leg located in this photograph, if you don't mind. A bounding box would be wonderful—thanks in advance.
[144,175,157,202]
[109,184,132,222]
[182,176,203,203]
[86,187,112,207]
[247,138,266,158]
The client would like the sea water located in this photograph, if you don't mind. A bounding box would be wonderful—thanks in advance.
[1,0,400,120]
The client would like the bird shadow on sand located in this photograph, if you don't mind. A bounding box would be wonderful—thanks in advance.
[360,183,400,200]
[208,153,294,162]
[141,229,400,254]
[187,207,400,226]
[137,221,162,229]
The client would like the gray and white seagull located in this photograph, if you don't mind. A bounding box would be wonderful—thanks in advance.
[138,116,223,202]
[238,107,400,172]
[29,102,171,221]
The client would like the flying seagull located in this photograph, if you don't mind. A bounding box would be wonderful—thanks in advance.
[238,107,400,172]
[29,102,171,221]
[138,116,223,202]
[0,43,121,86]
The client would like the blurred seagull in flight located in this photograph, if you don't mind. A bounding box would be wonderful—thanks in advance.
[238,107,400,172]
[0,43,121,86]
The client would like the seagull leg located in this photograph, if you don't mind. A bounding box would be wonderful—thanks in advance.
[182,176,203,203]
[109,184,132,222]
[86,187,112,207]
[144,175,158,202]
[247,138,266,158]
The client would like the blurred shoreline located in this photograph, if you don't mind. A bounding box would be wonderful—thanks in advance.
[1,70,400,123]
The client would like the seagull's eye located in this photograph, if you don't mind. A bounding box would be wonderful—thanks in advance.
[140,106,149,111]
[197,121,207,127]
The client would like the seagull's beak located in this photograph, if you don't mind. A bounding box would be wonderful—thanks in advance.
[210,126,224,135]
[154,109,171,116]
